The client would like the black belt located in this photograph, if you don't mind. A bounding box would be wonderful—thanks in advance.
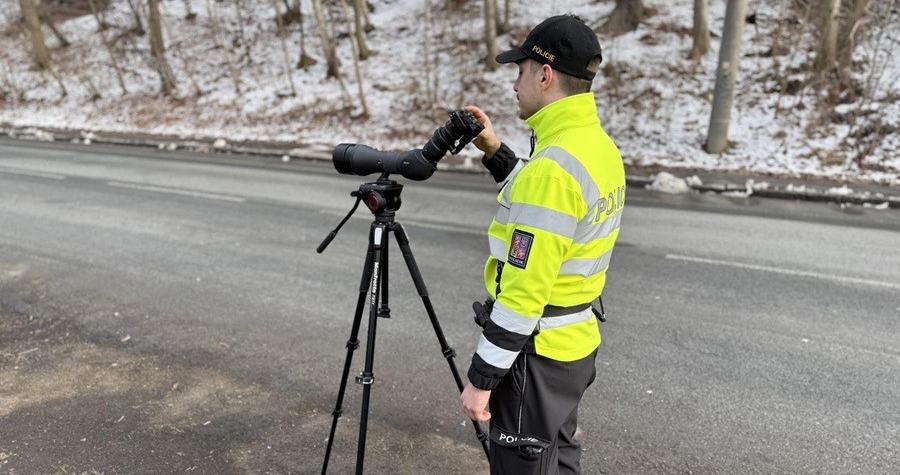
[542,302,592,317]
[546,297,606,322]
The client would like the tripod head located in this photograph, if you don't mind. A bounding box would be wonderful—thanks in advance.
[317,173,404,253]
[355,175,403,218]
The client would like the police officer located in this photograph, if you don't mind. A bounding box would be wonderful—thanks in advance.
[460,14,626,475]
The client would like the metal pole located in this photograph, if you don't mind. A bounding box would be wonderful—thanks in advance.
[706,0,748,153]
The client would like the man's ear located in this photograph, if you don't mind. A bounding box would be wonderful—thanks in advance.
[540,64,554,89]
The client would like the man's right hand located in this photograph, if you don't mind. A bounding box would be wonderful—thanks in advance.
[460,382,492,422]
[463,105,501,158]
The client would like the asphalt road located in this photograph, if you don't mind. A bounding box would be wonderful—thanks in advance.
[1,139,898,475]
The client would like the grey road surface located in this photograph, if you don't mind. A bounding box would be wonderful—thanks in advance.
[1,139,898,474]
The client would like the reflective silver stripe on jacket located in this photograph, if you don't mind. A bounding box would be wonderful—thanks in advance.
[490,300,539,336]
[560,249,614,277]
[534,146,601,207]
[510,202,577,236]
[537,307,595,331]
[475,335,519,369]
[488,235,507,261]
[575,208,622,243]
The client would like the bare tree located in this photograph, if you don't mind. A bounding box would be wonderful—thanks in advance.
[158,0,203,96]
[837,0,874,71]
[18,0,52,70]
[87,0,127,94]
[311,0,340,78]
[205,0,242,94]
[706,0,748,153]
[423,0,438,107]
[599,0,644,36]
[766,0,794,60]
[689,0,709,62]
[351,0,371,59]
[361,0,374,33]
[484,0,499,70]
[340,0,369,118]
[234,0,251,61]
[13,8,66,96]
[499,0,510,34]
[813,0,841,76]
[272,0,297,95]
[148,0,176,95]
[296,1,317,69]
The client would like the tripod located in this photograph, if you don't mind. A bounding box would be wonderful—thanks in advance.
[318,175,490,475]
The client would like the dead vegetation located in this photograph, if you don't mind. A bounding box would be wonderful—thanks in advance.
[0,1,897,181]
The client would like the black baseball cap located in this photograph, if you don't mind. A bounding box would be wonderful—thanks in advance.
[496,14,603,81]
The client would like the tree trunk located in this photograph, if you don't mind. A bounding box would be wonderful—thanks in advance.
[689,0,710,62]
[599,0,644,36]
[234,0,251,61]
[837,0,873,71]
[87,0,127,94]
[148,0,176,95]
[484,0,499,70]
[351,0,370,59]
[19,0,51,69]
[813,0,841,75]
[204,0,241,94]
[706,0,748,153]
[497,0,510,34]
[272,0,297,95]
[340,0,369,119]
[296,1,317,69]
[311,0,340,78]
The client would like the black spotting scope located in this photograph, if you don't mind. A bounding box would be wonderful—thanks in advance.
[332,109,484,181]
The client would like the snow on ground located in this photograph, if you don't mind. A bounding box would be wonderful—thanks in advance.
[0,0,898,184]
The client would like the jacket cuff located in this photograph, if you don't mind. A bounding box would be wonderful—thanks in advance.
[481,142,519,183]
[467,354,506,391]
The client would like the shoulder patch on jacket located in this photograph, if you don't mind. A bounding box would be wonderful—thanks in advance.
[507,230,534,269]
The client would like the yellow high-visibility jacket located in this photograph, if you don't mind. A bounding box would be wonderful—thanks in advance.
[468,93,625,390]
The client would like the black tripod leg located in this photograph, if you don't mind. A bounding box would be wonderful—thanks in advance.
[321,225,377,475]
[354,222,389,475]
[391,223,491,459]
[379,228,391,319]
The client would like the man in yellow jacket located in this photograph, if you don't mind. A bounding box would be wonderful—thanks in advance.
[460,14,626,475]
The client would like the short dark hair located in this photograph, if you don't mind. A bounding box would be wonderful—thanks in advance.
[556,56,601,95]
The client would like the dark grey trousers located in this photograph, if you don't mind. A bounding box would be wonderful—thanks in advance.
[488,348,598,475]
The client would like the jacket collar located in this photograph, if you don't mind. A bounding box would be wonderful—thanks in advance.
[525,92,599,152]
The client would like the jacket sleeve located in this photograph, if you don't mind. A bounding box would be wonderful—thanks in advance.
[467,300,538,390]
[481,142,520,183]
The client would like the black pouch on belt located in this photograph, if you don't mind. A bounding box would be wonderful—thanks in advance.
[472,298,494,328]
